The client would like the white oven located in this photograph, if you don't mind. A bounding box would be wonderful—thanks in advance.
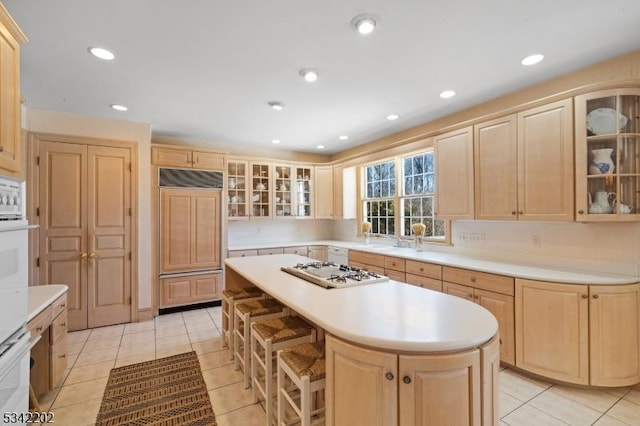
[0,175,30,416]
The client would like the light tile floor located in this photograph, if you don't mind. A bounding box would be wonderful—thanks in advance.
[38,305,640,426]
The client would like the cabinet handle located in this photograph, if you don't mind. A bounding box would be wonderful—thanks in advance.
[593,294,599,299]
[499,338,503,345]
[0,145,4,152]
[578,210,584,214]
[60,304,66,308]
[60,354,66,358]
[79,252,88,259]
[419,267,424,272]
[581,294,588,299]
[89,252,99,258]
[511,211,517,215]
[385,372,394,381]
[518,211,523,215]
[36,326,43,332]
[61,323,66,327]
[470,277,476,283]
[467,294,474,299]
[403,376,412,384]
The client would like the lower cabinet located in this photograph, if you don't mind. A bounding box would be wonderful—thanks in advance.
[405,260,443,292]
[349,250,385,275]
[308,245,328,261]
[515,279,640,386]
[160,273,221,308]
[326,334,499,426]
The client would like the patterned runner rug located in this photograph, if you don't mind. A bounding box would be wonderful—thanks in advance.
[96,351,216,426]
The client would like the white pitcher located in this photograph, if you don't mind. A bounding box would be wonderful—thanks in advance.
[588,191,615,214]
[590,148,615,174]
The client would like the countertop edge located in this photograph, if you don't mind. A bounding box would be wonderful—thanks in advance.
[28,284,68,322]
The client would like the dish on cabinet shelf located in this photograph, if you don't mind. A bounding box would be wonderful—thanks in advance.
[586,108,628,135]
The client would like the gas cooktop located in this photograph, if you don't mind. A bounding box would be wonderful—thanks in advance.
[280,262,389,289]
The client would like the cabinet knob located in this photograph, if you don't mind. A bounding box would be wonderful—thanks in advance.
[518,211,523,215]
[578,210,584,214]
[60,354,66,358]
[60,304,66,308]
[385,372,394,381]
[581,294,588,299]
[79,252,88,259]
[593,294,599,299]
[511,211,517,215]
[499,338,503,345]
[36,326,42,332]
[467,294,474,299]
[89,252,98,258]
[403,376,412,384]
[0,145,4,153]
[470,277,476,283]
[419,268,424,272]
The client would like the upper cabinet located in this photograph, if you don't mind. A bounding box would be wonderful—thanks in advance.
[152,145,226,170]
[434,126,474,220]
[314,165,333,219]
[250,162,271,218]
[575,89,640,221]
[474,99,574,221]
[227,160,249,219]
[0,5,26,176]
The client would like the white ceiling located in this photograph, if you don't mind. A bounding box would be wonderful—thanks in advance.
[5,0,640,154]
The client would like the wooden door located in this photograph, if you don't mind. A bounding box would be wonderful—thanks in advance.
[474,115,518,220]
[515,279,589,384]
[480,336,500,426]
[38,141,89,330]
[192,151,225,170]
[589,283,640,386]
[475,289,515,365]
[434,126,474,219]
[517,99,574,221]
[326,335,397,426]
[192,190,221,269]
[399,349,481,426]
[86,145,132,328]
[314,165,334,219]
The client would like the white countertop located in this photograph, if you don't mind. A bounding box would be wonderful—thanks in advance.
[225,254,498,353]
[228,240,639,285]
[28,284,68,322]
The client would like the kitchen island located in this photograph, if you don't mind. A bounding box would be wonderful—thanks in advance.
[225,254,499,426]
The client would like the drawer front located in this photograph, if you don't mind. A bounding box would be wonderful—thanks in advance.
[283,246,309,256]
[191,274,221,301]
[51,310,67,344]
[442,266,514,296]
[50,335,67,388]
[349,250,384,266]
[405,260,442,280]
[443,281,475,302]
[384,256,406,272]
[258,247,285,256]
[405,274,442,292]
[52,294,67,319]
[385,270,406,283]
[228,249,258,258]
[28,305,52,337]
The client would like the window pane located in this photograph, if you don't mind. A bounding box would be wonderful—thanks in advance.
[425,174,434,193]
[413,156,423,175]
[405,177,413,195]
[404,157,412,175]
[426,152,434,173]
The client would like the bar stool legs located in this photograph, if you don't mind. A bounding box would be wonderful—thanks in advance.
[222,288,263,361]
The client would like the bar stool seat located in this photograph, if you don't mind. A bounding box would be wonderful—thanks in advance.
[222,287,264,359]
[234,298,287,388]
[277,340,326,426]
[251,316,316,426]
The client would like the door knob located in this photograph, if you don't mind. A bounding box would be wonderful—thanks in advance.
[403,376,412,384]
[385,372,394,381]
[89,252,98,258]
[79,252,88,259]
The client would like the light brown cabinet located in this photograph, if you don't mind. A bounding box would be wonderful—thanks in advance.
[515,279,640,386]
[384,256,406,282]
[434,127,474,219]
[159,272,221,308]
[574,88,640,221]
[405,260,442,292]
[349,250,385,275]
[228,160,249,219]
[0,5,26,176]
[326,334,499,426]
[443,267,515,365]
[152,145,226,170]
[308,245,328,261]
[314,165,334,218]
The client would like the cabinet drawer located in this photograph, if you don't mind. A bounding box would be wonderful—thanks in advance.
[52,294,67,319]
[443,266,514,296]
[28,305,52,337]
[51,310,67,344]
[228,249,258,258]
[406,274,442,292]
[384,256,406,272]
[192,274,221,302]
[385,270,406,283]
[405,260,442,280]
[50,335,67,388]
[258,247,285,255]
[349,250,384,266]
[283,246,308,256]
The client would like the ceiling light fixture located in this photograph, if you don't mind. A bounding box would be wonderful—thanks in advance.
[386,114,399,121]
[271,139,281,144]
[351,14,378,35]
[299,68,319,82]
[440,90,456,99]
[339,135,349,140]
[521,54,544,66]
[316,145,325,149]
[110,104,128,111]
[267,101,284,111]
[88,47,115,61]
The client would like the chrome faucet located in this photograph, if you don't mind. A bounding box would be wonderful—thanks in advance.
[380,234,409,248]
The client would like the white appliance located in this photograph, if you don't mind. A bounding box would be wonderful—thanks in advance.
[327,246,349,266]
[0,175,30,417]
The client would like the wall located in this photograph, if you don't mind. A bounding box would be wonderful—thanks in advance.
[23,108,154,309]
[228,219,333,247]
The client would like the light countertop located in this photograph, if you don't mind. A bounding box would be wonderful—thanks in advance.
[225,254,498,353]
[28,284,68,322]
[228,240,639,285]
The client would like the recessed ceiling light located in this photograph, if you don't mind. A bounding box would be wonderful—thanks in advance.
[110,104,128,111]
[338,135,349,140]
[299,68,319,82]
[521,54,544,66]
[89,47,115,61]
[267,101,284,111]
[271,139,281,144]
[351,14,378,35]
[316,145,325,149]
[440,90,456,99]
[386,114,399,121]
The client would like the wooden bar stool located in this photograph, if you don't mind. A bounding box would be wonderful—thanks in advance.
[277,340,326,426]
[222,287,264,359]
[251,316,316,426]
[234,298,287,388]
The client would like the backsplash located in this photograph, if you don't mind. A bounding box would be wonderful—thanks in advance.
[228,219,334,246]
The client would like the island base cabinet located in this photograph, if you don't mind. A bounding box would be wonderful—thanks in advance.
[159,273,221,308]
[326,335,398,426]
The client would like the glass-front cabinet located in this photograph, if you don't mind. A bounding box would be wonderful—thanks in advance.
[227,160,249,219]
[575,89,640,221]
[274,164,293,218]
[294,166,313,218]
[250,162,271,218]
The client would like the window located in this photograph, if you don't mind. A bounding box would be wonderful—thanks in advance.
[362,149,447,242]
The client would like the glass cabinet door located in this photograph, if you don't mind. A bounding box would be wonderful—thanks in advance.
[575,89,640,221]
[294,166,313,218]
[273,165,293,218]
[250,162,271,218]
[227,160,248,219]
